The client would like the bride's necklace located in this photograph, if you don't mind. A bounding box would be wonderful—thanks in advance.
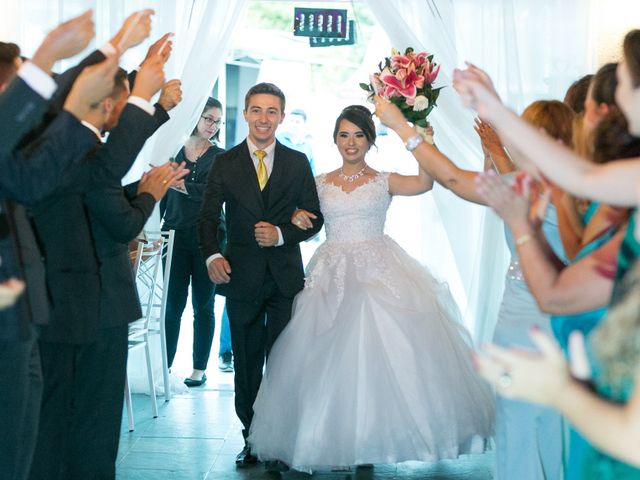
[339,165,367,183]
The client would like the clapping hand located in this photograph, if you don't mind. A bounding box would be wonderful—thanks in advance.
[0,278,25,310]
[131,55,165,101]
[63,54,120,119]
[143,33,174,65]
[30,10,95,74]
[111,10,155,51]
[157,79,182,112]
[291,209,317,230]
[475,170,532,230]
[473,327,572,406]
[474,118,502,157]
[138,161,189,201]
[452,63,503,122]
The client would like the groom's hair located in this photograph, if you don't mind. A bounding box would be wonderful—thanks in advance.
[244,82,286,112]
[333,105,376,147]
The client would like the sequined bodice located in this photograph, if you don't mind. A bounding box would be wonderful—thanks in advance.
[316,172,391,244]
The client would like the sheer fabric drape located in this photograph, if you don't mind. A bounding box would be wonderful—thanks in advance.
[365,0,593,340]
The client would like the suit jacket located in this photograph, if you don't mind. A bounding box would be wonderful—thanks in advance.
[198,140,323,300]
[83,107,170,329]
[85,185,155,329]
[0,76,48,158]
[33,103,160,344]
[0,115,96,342]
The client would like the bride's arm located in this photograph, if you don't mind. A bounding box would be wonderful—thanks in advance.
[374,99,487,205]
[388,165,433,196]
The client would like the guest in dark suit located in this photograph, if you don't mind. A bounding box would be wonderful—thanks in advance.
[0,14,121,480]
[160,96,225,388]
[28,58,167,480]
[198,83,323,466]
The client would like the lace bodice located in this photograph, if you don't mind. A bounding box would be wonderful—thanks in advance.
[315,172,391,243]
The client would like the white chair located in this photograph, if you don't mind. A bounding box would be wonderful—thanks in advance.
[124,239,161,431]
[136,230,176,403]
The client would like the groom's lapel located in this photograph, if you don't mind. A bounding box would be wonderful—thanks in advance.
[234,141,264,217]
[266,141,288,207]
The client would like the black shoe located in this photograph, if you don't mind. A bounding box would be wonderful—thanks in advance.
[184,373,207,387]
[265,459,290,473]
[236,445,258,467]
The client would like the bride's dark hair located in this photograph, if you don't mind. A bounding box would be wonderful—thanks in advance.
[333,105,376,146]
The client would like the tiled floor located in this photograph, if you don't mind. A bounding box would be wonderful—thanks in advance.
[116,368,495,479]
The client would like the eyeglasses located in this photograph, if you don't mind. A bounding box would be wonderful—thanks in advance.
[201,116,223,126]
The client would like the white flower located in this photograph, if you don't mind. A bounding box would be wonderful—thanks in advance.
[412,95,429,111]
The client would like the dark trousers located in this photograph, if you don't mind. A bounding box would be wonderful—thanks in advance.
[226,269,294,440]
[0,329,42,480]
[164,227,215,370]
[29,325,129,480]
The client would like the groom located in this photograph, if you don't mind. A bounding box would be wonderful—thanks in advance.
[198,82,323,466]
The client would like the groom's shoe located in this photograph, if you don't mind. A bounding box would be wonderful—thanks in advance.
[265,460,290,473]
[236,445,258,467]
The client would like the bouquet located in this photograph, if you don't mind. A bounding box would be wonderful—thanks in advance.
[361,47,443,143]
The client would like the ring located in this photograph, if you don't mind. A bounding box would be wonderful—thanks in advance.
[162,180,168,184]
[497,372,512,389]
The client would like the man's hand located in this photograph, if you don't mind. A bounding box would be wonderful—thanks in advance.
[254,221,279,247]
[137,161,189,201]
[157,79,182,112]
[142,33,173,64]
[63,54,120,119]
[30,10,95,73]
[110,9,154,51]
[208,257,231,284]
[131,56,165,101]
[0,278,25,310]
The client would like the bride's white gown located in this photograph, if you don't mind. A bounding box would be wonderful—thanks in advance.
[248,172,494,472]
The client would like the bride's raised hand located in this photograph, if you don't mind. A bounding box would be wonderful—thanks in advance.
[291,208,317,230]
[372,95,406,131]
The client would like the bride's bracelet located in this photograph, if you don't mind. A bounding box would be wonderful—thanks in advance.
[405,133,424,152]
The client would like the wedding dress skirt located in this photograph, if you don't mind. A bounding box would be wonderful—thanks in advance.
[248,173,494,472]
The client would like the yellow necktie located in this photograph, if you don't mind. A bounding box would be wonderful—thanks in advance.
[255,149,268,190]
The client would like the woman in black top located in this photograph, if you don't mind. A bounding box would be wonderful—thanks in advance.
[160,97,225,386]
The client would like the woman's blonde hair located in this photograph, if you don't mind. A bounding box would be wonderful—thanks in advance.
[521,100,575,147]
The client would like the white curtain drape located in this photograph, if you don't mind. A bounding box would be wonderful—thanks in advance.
[365,0,594,341]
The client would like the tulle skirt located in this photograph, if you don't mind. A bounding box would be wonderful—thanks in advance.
[248,235,494,472]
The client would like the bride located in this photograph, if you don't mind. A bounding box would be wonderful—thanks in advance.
[248,105,494,472]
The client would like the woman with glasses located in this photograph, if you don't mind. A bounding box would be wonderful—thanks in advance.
[160,97,226,387]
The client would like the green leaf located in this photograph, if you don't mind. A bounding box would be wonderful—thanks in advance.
[415,119,428,128]
[427,54,434,62]
[359,83,371,92]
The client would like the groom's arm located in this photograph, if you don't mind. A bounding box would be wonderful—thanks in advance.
[198,159,225,259]
[278,161,323,245]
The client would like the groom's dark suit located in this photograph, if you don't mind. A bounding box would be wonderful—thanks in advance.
[199,139,323,440]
